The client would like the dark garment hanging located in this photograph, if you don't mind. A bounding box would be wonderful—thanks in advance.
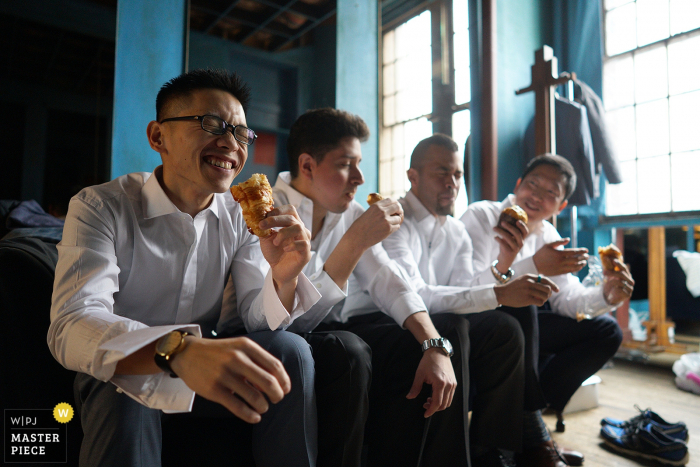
[574,79,623,185]
[524,96,596,206]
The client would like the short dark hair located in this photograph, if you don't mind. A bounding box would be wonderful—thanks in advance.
[409,134,459,169]
[155,68,251,121]
[287,108,370,178]
[522,153,577,201]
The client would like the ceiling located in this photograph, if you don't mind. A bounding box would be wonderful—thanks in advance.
[0,0,336,102]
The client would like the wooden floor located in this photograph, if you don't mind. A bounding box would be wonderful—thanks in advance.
[541,358,699,466]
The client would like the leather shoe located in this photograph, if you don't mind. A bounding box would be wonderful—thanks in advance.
[554,441,584,466]
[514,440,568,467]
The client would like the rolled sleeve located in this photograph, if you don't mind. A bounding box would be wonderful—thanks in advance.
[261,270,322,331]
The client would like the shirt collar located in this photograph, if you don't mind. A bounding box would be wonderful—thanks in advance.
[142,166,220,220]
[405,190,446,226]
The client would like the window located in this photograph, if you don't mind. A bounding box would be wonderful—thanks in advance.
[380,0,471,217]
[603,0,700,216]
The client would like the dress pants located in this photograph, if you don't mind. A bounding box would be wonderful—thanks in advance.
[299,329,372,467]
[339,312,471,467]
[538,312,622,411]
[462,309,527,453]
[74,330,316,467]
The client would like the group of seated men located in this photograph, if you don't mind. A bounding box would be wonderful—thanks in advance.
[48,68,635,467]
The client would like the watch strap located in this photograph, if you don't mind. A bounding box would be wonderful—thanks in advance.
[154,331,189,378]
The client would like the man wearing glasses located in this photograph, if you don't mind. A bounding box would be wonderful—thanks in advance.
[49,69,365,467]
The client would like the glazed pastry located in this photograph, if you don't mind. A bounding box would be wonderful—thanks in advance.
[499,205,528,226]
[367,193,384,205]
[230,173,274,237]
[598,244,623,272]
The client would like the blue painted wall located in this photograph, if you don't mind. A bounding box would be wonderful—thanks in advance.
[336,0,378,206]
[111,0,186,178]
[495,0,552,201]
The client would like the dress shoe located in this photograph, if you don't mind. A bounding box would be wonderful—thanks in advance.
[553,441,584,466]
[514,440,568,467]
[471,448,512,467]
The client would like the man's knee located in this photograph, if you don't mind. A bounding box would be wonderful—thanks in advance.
[594,315,623,353]
[249,330,313,367]
[480,311,526,351]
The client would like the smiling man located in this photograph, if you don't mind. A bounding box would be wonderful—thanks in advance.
[462,153,634,466]
[49,69,323,467]
[272,109,470,467]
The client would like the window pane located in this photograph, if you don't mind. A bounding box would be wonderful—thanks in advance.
[604,55,635,109]
[455,68,471,104]
[671,151,700,211]
[383,94,396,126]
[637,0,670,47]
[379,160,392,195]
[396,11,431,59]
[383,63,396,96]
[606,160,638,215]
[606,0,634,10]
[670,90,700,153]
[670,0,700,35]
[383,30,395,65]
[606,106,637,161]
[636,99,670,158]
[452,110,471,218]
[637,155,671,213]
[634,44,668,103]
[606,3,637,56]
[668,33,700,96]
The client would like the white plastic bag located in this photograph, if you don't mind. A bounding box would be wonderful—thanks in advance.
[577,256,607,321]
[672,352,700,395]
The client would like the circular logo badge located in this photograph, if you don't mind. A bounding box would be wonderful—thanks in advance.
[53,402,74,423]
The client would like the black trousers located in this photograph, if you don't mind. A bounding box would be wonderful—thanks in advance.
[338,313,471,467]
[299,329,372,467]
[462,308,529,453]
[538,312,622,411]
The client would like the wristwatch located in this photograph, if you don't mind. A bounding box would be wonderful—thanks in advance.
[491,260,514,284]
[422,337,454,357]
[154,330,190,378]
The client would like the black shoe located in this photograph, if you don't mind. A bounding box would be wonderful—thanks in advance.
[472,448,512,467]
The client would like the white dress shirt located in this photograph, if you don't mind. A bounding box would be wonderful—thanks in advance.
[272,172,427,328]
[49,169,320,412]
[381,191,498,314]
[460,194,611,319]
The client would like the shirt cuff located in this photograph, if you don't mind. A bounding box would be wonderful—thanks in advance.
[471,284,499,311]
[308,269,348,309]
[513,256,538,277]
[388,292,428,328]
[98,324,203,412]
[263,270,322,330]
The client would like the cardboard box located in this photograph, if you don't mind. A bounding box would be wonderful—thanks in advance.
[563,375,602,414]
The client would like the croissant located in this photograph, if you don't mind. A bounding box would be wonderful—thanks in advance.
[230,173,274,237]
[367,193,384,205]
[598,244,623,272]
[499,205,528,226]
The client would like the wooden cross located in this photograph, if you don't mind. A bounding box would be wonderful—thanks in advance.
[515,45,575,156]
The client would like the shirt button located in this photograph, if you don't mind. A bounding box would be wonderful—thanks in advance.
[315,283,322,289]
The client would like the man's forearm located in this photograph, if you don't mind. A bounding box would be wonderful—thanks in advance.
[114,341,160,375]
[323,234,366,290]
[402,311,442,343]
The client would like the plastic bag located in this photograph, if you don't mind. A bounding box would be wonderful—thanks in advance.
[577,256,607,321]
[672,353,700,395]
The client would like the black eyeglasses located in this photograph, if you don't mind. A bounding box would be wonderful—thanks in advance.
[159,115,257,146]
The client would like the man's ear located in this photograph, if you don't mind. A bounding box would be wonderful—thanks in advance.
[556,199,568,214]
[514,177,522,191]
[297,153,316,180]
[407,168,419,188]
[147,121,166,154]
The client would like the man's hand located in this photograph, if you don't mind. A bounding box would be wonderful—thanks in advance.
[493,273,560,307]
[533,238,589,276]
[170,336,291,424]
[406,349,457,418]
[494,219,529,271]
[603,259,635,306]
[345,198,404,251]
[258,205,312,308]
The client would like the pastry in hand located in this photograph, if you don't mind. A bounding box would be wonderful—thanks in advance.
[367,193,384,205]
[499,205,528,227]
[230,173,274,237]
[598,244,623,272]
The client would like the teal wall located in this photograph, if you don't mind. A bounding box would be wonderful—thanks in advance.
[111,0,186,178]
[495,0,552,200]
